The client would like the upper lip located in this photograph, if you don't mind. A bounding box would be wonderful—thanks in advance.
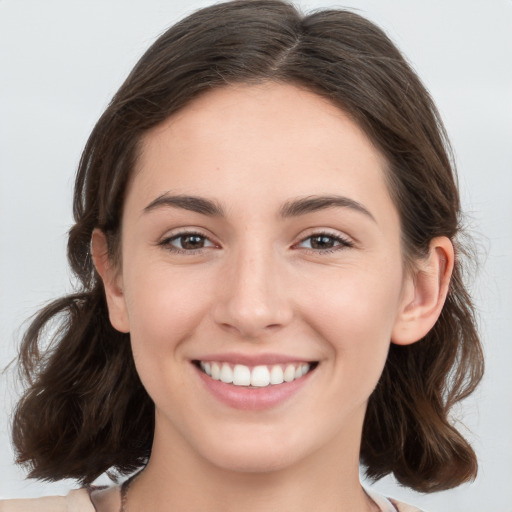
[192,352,316,366]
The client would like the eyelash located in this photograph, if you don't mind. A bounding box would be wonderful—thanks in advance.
[295,232,354,253]
[158,230,354,255]
[158,231,216,254]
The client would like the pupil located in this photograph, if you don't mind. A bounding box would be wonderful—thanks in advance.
[311,235,334,249]
[182,235,203,249]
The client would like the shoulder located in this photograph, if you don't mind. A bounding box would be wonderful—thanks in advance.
[365,487,426,512]
[388,497,426,512]
[0,488,95,512]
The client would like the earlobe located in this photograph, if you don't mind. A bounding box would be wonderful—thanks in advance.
[391,237,454,346]
[91,229,130,333]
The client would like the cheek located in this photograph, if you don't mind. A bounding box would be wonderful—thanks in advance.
[299,263,403,388]
[303,263,403,339]
[121,264,217,412]
[122,262,213,356]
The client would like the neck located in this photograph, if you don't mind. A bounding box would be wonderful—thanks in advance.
[126,419,377,512]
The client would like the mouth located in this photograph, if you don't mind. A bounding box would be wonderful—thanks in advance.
[193,360,318,388]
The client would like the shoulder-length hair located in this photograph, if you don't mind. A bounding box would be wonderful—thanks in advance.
[13,0,483,492]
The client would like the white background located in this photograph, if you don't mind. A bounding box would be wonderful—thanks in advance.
[1,1,511,510]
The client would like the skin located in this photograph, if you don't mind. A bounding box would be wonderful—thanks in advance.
[93,82,454,512]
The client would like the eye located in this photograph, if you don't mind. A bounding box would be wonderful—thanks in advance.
[296,232,353,252]
[160,232,216,253]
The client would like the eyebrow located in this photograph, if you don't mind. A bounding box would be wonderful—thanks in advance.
[280,195,376,222]
[144,194,225,216]
[143,193,375,222]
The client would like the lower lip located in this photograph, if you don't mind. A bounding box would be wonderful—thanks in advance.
[195,365,314,411]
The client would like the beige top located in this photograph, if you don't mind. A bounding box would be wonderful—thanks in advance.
[0,486,425,512]
[0,489,95,512]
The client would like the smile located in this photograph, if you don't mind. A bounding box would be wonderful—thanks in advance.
[196,361,315,387]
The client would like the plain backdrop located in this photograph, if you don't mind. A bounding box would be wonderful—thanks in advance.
[1,1,511,510]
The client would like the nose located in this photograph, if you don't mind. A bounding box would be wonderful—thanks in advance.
[212,245,293,340]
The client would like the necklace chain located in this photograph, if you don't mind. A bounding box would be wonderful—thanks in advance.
[119,470,142,512]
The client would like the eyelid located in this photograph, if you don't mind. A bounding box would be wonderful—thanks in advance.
[157,228,220,253]
[293,229,355,252]
[156,227,355,255]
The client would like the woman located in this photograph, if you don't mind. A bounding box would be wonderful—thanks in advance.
[0,1,483,511]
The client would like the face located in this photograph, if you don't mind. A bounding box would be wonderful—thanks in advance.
[103,83,417,474]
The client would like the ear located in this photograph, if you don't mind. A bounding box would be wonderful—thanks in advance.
[391,236,454,346]
[91,229,130,333]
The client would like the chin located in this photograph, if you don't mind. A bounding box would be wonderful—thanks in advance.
[206,445,298,474]
[192,424,319,475]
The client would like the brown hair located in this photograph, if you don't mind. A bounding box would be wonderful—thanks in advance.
[13,0,483,492]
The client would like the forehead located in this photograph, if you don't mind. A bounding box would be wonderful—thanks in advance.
[142,83,380,162]
[129,82,395,222]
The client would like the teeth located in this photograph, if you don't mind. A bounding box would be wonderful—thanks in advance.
[220,363,233,383]
[251,365,270,387]
[283,364,296,382]
[201,361,312,387]
[211,362,221,380]
[200,361,212,376]
[233,364,251,386]
[270,365,284,385]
